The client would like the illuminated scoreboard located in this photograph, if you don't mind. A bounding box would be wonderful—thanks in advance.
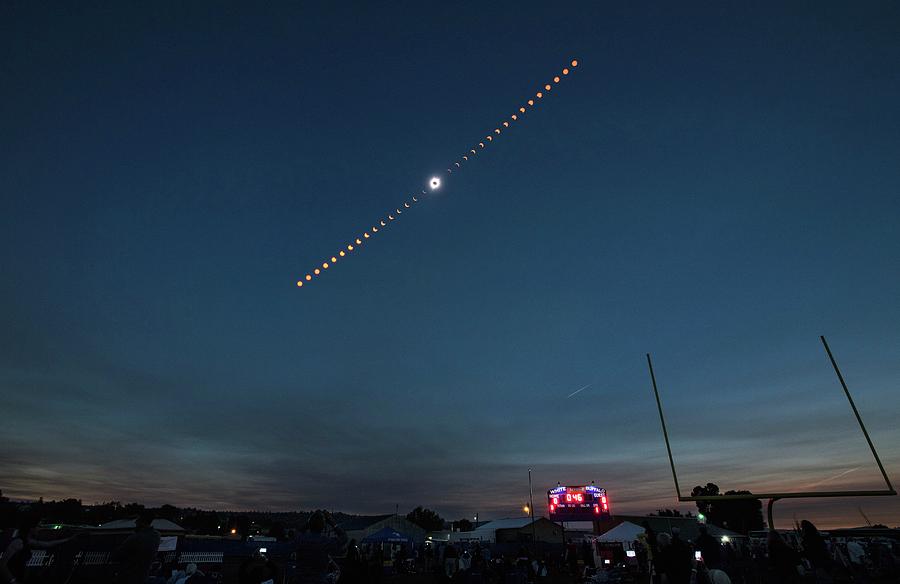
[548,484,611,522]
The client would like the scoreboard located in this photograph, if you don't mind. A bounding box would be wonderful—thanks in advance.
[548,484,611,522]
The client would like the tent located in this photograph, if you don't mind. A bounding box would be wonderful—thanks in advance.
[362,527,410,544]
[597,522,645,545]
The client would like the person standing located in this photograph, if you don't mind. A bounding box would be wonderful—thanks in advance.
[800,520,833,583]
[294,511,348,584]
[767,530,802,584]
[111,513,161,584]
[444,543,459,578]
[695,524,722,570]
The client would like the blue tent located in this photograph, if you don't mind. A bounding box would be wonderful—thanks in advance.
[361,527,410,544]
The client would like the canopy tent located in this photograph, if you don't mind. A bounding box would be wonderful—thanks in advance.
[362,527,411,544]
[597,522,645,545]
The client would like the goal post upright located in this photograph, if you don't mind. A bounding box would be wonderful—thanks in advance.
[646,336,895,529]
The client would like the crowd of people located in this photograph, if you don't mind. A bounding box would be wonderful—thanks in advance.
[626,520,900,584]
[3,510,899,583]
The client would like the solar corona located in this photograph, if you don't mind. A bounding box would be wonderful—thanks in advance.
[296,59,580,288]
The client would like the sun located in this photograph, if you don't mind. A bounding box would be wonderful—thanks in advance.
[429,177,441,190]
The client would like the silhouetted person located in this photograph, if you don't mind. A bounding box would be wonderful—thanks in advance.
[800,520,832,582]
[1,514,38,584]
[341,539,363,583]
[444,543,459,578]
[654,533,673,582]
[1,513,83,584]
[666,529,693,584]
[238,551,278,584]
[110,513,161,584]
[294,511,348,583]
[174,563,207,584]
[767,530,801,584]
[695,524,721,570]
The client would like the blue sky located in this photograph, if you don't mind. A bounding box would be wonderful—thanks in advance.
[2,2,899,527]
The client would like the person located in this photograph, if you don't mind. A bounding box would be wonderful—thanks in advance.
[666,528,693,584]
[565,539,578,574]
[654,533,673,583]
[800,520,832,582]
[642,521,660,582]
[845,538,866,577]
[146,561,167,584]
[294,511,348,583]
[444,543,459,578]
[109,513,161,584]
[174,563,207,584]
[341,539,363,583]
[1,513,83,584]
[1,515,37,584]
[423,542,434,572]
[459,549,472,572]
[695,524,722,570]
[767,530,801,584]
[238,550,278,584]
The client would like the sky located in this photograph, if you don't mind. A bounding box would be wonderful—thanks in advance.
[2,2,899,529]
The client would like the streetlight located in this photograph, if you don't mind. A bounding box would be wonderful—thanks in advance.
[523,505,530,515]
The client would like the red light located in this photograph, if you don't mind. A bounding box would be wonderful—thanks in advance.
[603,503,608,511]
[594,505,600,514]
[601,496,607,504]
[550,504,556,512]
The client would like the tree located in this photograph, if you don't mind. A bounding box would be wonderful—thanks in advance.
[691,483,764,534]
[691,483,720,517]
[406,507,445,532]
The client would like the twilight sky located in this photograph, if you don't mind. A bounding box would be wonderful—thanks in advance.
[2,2,899,529]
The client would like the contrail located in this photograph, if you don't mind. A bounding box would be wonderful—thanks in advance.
[805,467,861,489]
[567,383,592,398]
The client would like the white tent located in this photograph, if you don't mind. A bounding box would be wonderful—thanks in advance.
[597,521,645,546]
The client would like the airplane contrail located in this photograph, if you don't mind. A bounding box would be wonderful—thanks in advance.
[805,467,861,489]
[567,383,592,398]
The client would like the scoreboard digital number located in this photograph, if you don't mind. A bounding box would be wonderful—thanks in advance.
[548,484,611,522]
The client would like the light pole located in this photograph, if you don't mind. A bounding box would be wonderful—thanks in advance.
[528,468,536,547]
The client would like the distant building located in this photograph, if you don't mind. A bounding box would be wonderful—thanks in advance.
[338,514,427,545]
